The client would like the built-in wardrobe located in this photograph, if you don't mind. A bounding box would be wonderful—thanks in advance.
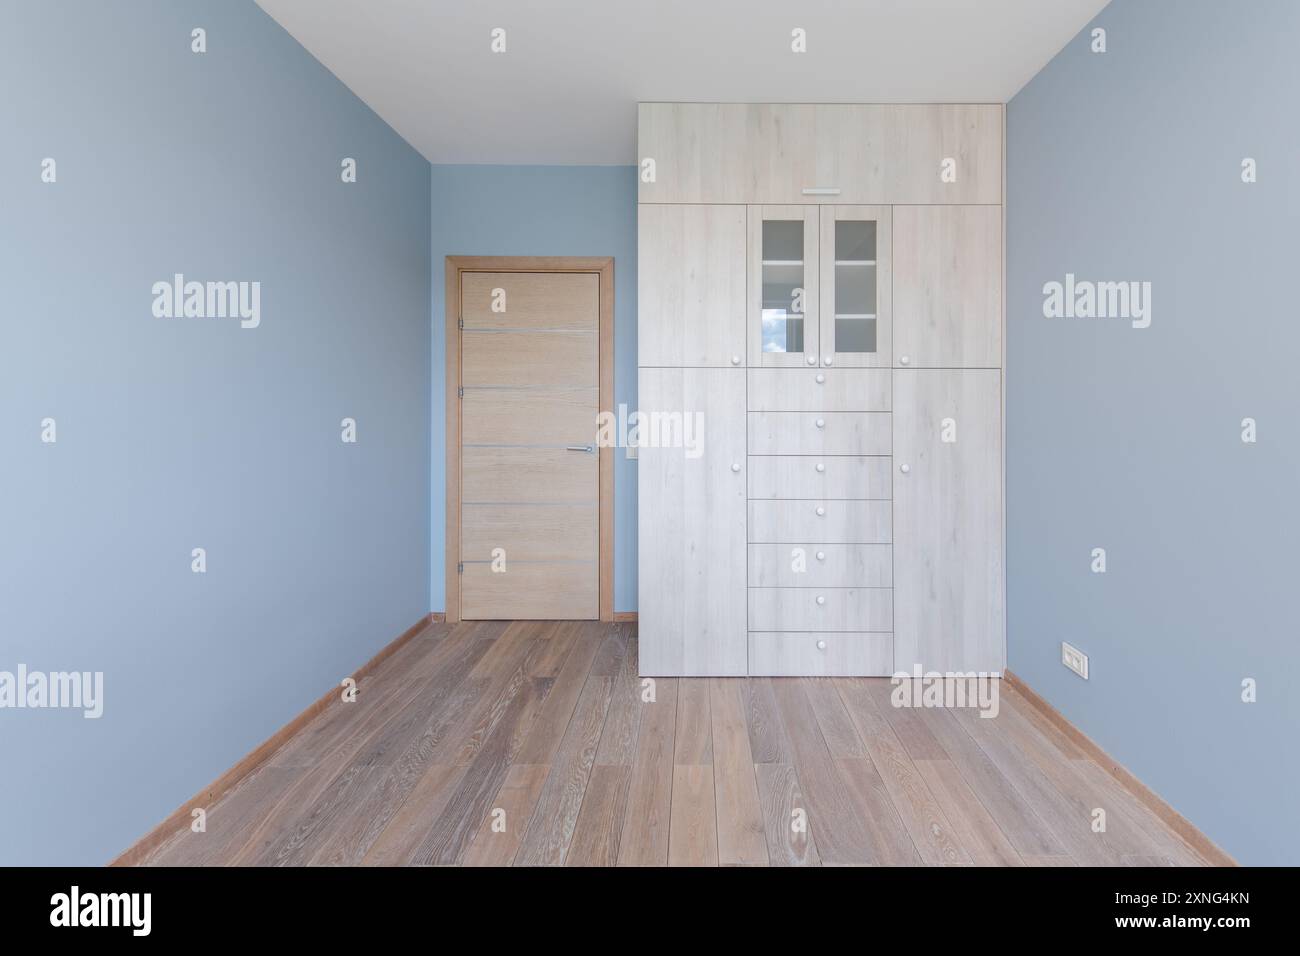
[637,103,1004,677]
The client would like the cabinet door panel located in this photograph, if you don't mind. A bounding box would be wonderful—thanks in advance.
[639,204,746,367]
[884,105,1002,205]
[893,205,1002,368]
[638,368,748,675]
[749,206,819,367]
[819,205,891,368]
[893,370,1003,673]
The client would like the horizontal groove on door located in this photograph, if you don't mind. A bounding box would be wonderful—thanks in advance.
[463,447,594,504]
[462,503,596,563]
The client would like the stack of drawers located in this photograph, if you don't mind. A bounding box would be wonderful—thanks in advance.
[745,368,894,676]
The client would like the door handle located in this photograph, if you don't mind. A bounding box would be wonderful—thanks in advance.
[566,445,595,453]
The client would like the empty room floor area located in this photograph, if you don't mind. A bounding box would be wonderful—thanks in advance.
[134,621,1214,867]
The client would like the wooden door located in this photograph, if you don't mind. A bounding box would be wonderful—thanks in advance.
[893,369,1003,673]
[458,271,599,619]
[638,204,746,367]
[748,205,819,368]
[892,205,1002,368]
[637,368,747,675]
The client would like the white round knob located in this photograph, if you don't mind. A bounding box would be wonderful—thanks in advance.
[816,595,826,606]
[816,640,827,650]
[815,551,825,561]
[900,463,911,474]
[824,356,833,366]
[815,418,825,429]
[815,373,825,384]
[815,462,825,473]
[806,355,816,366]
[731,462,740,473]
[731,355,740,366]
[900,355,910,366]
[815,506,825,516]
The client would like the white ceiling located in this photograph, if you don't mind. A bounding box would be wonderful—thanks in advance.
[256,0,1109,165]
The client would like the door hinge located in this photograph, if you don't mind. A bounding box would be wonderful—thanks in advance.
[458,318,464,330]
[457,562,464,574]
[458,386,464,398]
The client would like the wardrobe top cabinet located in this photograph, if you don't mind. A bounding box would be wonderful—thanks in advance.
[638,103,1002,206]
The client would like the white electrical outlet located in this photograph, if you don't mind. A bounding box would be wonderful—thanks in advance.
[1061,641,1089,680]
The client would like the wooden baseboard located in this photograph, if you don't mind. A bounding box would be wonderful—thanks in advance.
[613,611,638,623]
[109,612,438,867]
[1004,670,1237,867]
[430,612,446,623]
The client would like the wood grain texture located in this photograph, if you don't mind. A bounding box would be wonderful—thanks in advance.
[129,625,1220,868]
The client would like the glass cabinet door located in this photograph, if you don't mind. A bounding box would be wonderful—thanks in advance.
[748,206,819,368]
[819,206,891,368]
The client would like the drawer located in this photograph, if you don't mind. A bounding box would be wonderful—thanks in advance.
[748,499,891,544]
[747,369,890,412]
[748,543,892,588]
[748,632,895,677]
[748,455,891,500]
[748,587,893,632]
[748,412,890,456]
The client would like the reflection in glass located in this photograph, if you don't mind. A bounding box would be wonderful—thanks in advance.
[761,220,804,353]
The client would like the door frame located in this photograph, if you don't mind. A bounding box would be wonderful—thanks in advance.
[444,255,615,623]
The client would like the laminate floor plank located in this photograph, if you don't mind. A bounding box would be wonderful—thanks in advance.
[709,679,768,866]
[754,763,821,867]
[616,678,679,867]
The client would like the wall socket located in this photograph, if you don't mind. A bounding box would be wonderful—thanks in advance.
[1061,641,1089,680]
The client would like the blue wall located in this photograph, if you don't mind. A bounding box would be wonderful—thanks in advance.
[431,165,638,612]
[1007,0,1300,865]
[0,0,431,865]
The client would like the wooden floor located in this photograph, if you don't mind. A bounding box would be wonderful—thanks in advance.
[141,620,1213,866]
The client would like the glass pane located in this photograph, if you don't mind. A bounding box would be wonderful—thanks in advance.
[834,219,877,353]
[835,317,876,352]
[835,263,876,316]
[761,220,805,354]
[763,220,804,261]
[835,220,875,262]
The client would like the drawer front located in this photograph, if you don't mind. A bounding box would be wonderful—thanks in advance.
[748,412,890,456]
[748,632,895,677]
[747,369,890,412]
[748,543,892,588]
[748,587,893,632]
[748,455,891,500]
[748,499,891,544]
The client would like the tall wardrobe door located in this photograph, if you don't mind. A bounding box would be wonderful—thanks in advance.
[637,368,748,675]
[893,370,1003,674]
[638,204,747,367]
[892,205,1001,369]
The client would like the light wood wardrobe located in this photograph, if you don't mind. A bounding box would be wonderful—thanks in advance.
[637,104,1004,677]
